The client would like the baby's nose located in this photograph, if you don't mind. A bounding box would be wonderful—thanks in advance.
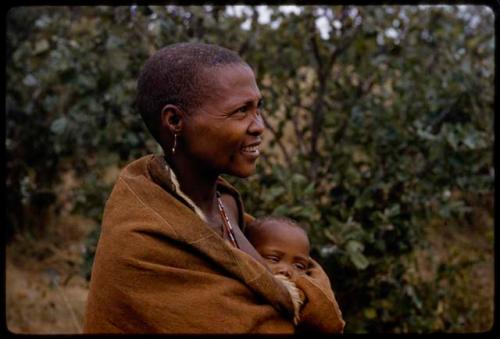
[276,264,293,279]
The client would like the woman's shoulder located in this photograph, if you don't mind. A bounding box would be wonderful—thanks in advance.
[116,154,157,180]
[117,154,177,194]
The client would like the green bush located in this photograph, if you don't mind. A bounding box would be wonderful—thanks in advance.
[6,5,494,333]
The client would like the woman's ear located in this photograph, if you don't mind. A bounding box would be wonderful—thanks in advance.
[161,104,184,134]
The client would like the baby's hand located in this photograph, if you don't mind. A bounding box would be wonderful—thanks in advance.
[274,274,306,325]
[293,258,345,333]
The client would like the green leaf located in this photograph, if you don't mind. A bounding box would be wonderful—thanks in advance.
[272,204,289,216]
[291,173,307,184]
[267,185,286,200]
[346,240,370,269]
[387,204,400,217]
[303,182,315,195]
[50,117,68,135]
[364,308,377,319]
[34,39,50,54]
[346,239,365,253]
[405,285,423,310]
[350,251,370,270]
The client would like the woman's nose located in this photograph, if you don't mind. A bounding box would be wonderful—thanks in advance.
[248,113,265,135]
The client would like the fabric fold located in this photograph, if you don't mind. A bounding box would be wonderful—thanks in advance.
[84,154,345,334]
[85,154,296,333]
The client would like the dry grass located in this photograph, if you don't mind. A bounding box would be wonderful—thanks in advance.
[407,206,494,333]
[6,214,94,334]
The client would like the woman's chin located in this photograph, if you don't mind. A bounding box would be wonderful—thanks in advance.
[228,164,257,178]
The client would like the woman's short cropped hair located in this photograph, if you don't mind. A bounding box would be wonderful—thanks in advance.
[136,42,246,144]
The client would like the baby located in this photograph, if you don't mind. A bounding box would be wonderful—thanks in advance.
[245,216,311,324]
[245,216,311,280]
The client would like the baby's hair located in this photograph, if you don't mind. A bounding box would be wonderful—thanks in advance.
[245,215,309,242]
[136,42,247,145]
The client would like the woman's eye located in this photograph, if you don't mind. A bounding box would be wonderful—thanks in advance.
[256,100,264,115]
[237,106,249,113]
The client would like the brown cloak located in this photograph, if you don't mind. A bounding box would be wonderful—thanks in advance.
[84,154,345,334]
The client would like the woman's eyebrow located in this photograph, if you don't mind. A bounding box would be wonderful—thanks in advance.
[242,96,263,107]
[226,97,262,112]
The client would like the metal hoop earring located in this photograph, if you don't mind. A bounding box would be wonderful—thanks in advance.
[172,133,177,155]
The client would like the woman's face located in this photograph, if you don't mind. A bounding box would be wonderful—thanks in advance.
[182,64,265,178]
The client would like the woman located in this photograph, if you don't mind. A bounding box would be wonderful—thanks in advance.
[84,42,344,334]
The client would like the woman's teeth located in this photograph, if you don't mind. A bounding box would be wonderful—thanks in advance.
[242,145,259,153]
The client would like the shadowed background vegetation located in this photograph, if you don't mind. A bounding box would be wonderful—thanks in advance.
[6,5,494,333]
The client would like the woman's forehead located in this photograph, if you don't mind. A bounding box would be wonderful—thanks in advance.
[202,64,259,95]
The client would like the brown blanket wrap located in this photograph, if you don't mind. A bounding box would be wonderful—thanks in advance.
[84,154,345,333]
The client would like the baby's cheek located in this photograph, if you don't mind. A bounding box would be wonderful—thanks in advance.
[266,262,280,275]
[267,262,290,276]
[295,269,308,277]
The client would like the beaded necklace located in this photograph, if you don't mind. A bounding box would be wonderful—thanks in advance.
[215,191,239,248]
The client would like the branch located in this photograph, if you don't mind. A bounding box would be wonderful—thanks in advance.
[238,7,259,56]
[211,5,222,24]
[308,13,324,75]
[261,112,293,169]
[310,79,327,155]
[309,23,362,181]
[290,107,306,156]
[326,22,361,73]
[258,150,272,170]
[305,7,363,181]
[429,106,453,134]
[286,83,306,156]
[356,73,376,98]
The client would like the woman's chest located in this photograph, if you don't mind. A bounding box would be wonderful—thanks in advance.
[207,194,267,266]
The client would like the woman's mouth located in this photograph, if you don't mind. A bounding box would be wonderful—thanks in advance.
[241,145,260,155]
[241,142,261,158]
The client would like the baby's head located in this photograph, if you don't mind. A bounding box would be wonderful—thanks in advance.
[246,216,310,279]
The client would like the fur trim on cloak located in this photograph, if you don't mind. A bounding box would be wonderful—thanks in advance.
[274,274,305,325]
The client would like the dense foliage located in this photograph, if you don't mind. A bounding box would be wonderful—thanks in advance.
[6,5,494,333]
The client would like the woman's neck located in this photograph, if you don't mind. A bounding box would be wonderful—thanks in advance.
[165,154,220,218]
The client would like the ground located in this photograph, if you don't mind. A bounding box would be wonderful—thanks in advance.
[6,215,92,334]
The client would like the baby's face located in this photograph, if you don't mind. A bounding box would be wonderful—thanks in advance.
[251,221,310,279]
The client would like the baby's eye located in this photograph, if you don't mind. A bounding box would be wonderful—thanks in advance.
[265,256,280,263]
[293,262,307,271]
